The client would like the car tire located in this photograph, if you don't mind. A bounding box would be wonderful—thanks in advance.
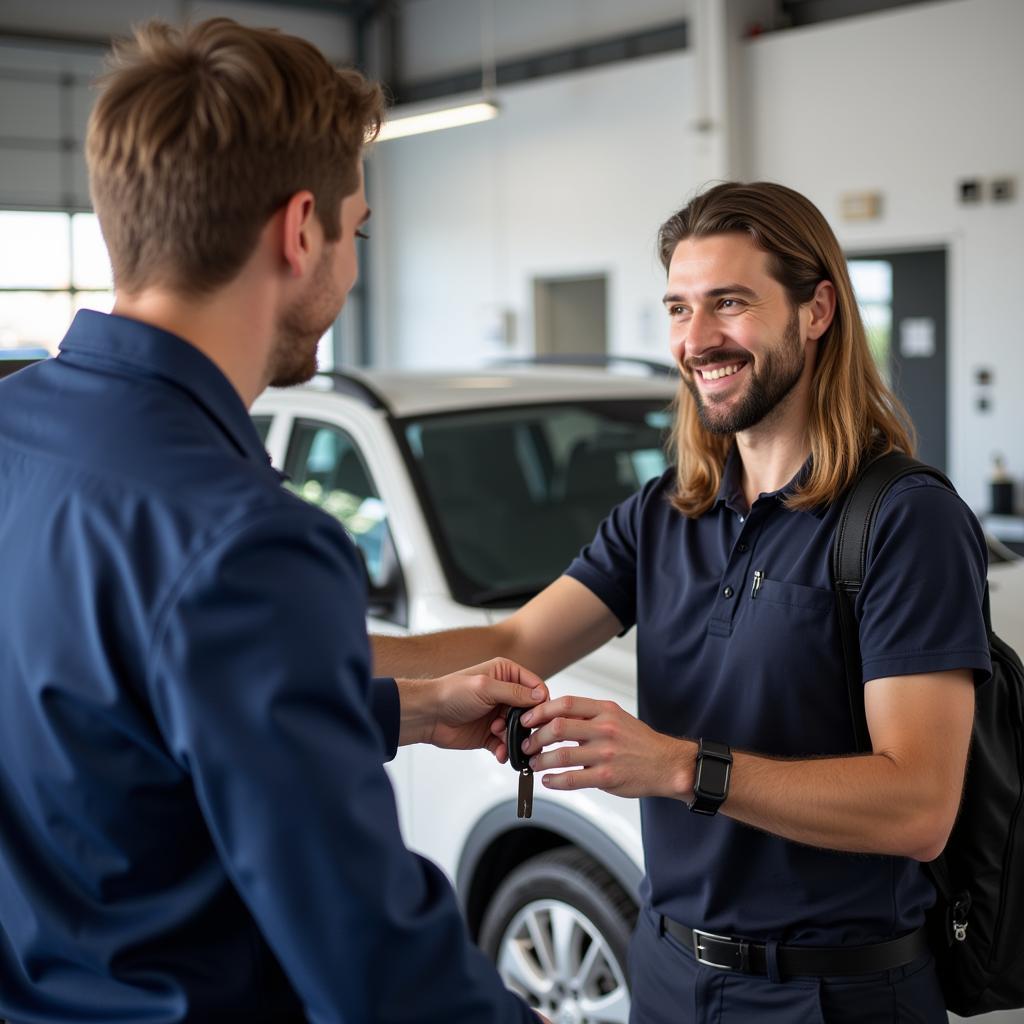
[478,847,636,1023]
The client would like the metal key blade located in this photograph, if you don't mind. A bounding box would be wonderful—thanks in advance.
[517,768,533,818]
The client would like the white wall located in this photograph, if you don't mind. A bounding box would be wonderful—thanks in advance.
[369,48,710,372]
[743,0,1024,509]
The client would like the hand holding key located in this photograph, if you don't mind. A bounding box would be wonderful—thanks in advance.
[397,658,549,761]
[515,695,693,801]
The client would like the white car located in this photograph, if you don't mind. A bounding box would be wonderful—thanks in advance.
[252,364,1024,1024]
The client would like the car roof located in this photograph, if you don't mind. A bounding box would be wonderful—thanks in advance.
[295,365,679,418]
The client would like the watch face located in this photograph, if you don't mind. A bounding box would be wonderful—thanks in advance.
[696,757,730,800]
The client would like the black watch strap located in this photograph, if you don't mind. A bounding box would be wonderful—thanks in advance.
[688,738,732,815]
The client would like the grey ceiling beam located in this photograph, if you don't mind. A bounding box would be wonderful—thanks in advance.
[393,19,688,106]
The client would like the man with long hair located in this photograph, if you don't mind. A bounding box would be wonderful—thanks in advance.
[373,182,990,1021]
[0,19,549,1023]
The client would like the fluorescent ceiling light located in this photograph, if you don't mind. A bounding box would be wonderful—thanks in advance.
[377,100,500,142]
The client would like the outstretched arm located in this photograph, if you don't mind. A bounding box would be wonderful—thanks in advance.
[372,576,623,681]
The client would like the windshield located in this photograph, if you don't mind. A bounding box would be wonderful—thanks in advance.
[400,400,672,607]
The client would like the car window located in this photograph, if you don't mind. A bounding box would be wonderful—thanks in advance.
[284,419,393,588]
[251,415,272,445]
[401,400,670,606]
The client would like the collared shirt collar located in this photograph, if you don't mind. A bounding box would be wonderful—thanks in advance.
[714,443,814,516]
[58,310,273,469]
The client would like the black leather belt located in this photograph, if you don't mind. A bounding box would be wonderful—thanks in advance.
[660,917,929,978]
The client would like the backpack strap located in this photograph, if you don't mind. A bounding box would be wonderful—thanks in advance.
[831,451,953,752]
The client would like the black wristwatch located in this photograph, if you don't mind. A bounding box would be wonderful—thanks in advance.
[688,739,732,815]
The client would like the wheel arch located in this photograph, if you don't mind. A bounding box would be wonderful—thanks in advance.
[455,799,643,940]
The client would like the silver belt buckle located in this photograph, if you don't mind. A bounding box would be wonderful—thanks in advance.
[692,928,736,970]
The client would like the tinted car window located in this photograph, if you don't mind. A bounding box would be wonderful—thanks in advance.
[402,400,670,605]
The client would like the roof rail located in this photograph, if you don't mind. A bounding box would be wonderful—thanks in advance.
[313,370,390,411]
[491,355,677,377]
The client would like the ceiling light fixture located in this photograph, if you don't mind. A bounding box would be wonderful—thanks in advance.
[377,0,499,143]
[376,99,500,141]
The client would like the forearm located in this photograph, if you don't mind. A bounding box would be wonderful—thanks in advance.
[372,624,516,678]
[660,741,952,861]
[726,748,953,860]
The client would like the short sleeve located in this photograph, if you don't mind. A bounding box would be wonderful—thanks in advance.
[856,478,991,685]
[564,472,669,631]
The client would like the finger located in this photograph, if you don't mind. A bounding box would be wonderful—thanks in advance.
[522,717,599,753]
[462,658,546,692]
[487,658,546,691]
[482,677,549,710]
[538,767,600,792]
[490,716,507,737]
[521,695,602,729]
[528,743,604,773]
[485,735,507,762]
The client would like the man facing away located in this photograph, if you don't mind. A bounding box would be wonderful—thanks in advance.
[0,19,551,1023]
[373,183,991,1022]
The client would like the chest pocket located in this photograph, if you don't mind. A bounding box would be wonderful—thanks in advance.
[755,576,834,612]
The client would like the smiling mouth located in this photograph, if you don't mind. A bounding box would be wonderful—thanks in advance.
[695,361,746,381]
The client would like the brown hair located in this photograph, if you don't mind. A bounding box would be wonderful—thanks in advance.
[657,181,915,517]
[86,18,384,295]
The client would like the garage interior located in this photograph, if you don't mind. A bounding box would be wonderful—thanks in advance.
[1,1,1022,1022]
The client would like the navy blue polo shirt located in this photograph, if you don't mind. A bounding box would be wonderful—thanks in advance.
[566,449,991,946]
[0,311,534,1023]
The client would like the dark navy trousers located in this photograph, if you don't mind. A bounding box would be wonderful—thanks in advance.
[628,908,947,1023]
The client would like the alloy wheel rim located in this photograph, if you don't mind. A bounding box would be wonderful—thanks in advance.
[496,897,630,1024]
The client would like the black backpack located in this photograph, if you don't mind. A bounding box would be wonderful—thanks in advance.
[832,451,1024,1017]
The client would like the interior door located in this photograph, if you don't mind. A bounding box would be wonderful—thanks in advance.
[848,249,948,471]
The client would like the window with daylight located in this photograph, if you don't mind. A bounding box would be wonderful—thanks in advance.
[0,209,340,361]
[0,211,114,356]
[848,259,893,387]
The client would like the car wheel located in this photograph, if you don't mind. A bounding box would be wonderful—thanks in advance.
[478,847,636,1024]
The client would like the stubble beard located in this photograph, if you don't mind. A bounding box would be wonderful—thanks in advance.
[683,310,806,436]
[268,250,342,389]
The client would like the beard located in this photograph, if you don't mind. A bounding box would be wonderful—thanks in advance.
[683,310,805,435]
[268,249,343,388]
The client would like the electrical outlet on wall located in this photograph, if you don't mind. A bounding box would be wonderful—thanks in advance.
[958,179,983,204]
[991,177,1016,201]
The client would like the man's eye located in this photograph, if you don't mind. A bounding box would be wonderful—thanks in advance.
[720,299,744,311]
[668,305,689,317]
[356,230,370,240]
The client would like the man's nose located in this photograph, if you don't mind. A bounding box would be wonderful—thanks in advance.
[685,307,724,359]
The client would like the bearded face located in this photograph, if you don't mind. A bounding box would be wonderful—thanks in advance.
[682,308,806,436]
[268,244,342,389]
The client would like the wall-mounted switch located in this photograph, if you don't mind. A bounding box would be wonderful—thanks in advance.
[991,178,1016,201]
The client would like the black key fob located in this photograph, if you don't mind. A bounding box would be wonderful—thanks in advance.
[506,707,532,772]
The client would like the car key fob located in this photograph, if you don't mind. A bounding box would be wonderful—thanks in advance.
[506,707,532,772]
[506,708,534,818]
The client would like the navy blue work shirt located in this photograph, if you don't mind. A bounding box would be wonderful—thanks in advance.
[566,448,991,946]
[0,311,533,1024]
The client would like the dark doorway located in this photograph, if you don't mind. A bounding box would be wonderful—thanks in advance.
[533,275,608,358]
[848,249,948,471]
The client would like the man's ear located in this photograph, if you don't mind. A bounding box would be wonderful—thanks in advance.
[280,190,318,278]
[804,279,836,341]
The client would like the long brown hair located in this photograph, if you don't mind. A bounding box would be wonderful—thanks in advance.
[87,18,384,296]
[657,182,915,517]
